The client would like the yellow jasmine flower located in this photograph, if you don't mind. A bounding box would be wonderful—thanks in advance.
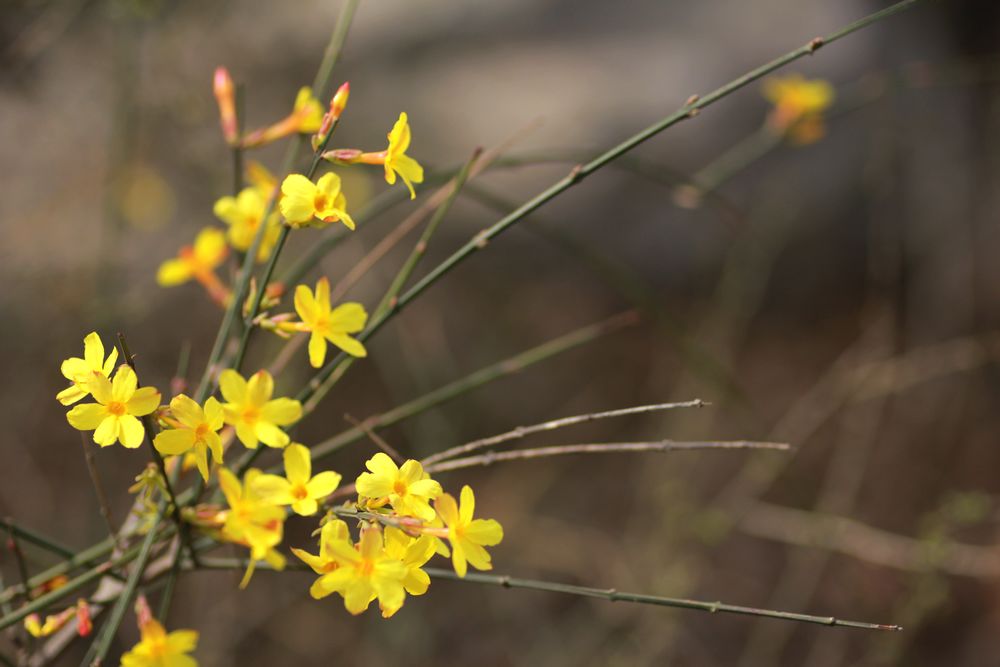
[381,112,424,198]
[246,160,278,200]
[212,187,282,261]
[291,519,352,598]
[435,485,503,577]
[120,619,198,667]
[67,365,160,448]
[57,331,118,406]
[153,395,225,482]
[156,227,230,305]
[218,468,285,562]
[218,369,302,449]
[293,277,367,367]
[762,74,835,145]
[379,527,436,618]
[157,227,228,286]
[252,443,342,516]
[355,453,442,521]
[311,524,407,615]
[241,87,324,148]
[279,173,355,230]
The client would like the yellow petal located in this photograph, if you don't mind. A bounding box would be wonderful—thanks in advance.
[82,332,104,368]
[251,474,294,505]
[464,518,503,546]
[308,331,327,368]
[111,365,138,402]
[154,429,196,456]
[246,370,274,406]
[126,387,160,416]
[255,421,290,448]
[328,302,367,334]
[67,403,107,431]
[156,258,193,286]
[459,485,475,525]
[260,398,302,426]
[93,416,120,447]
[294,284,318,324]
[283,443,311,483]
[306,471,341,499]
[169,394,203,428]
[279,174,317,224]
[326,333,366,358]
[193,227,228,268]
[118,415,146,448]
[218,369,246,404]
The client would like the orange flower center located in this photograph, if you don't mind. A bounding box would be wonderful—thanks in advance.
[195,423,211,439]
[392,480,408,496]
[292,483,309,501]
[242,407,259,424]
[314,193,329,212]
[107,401,126,416]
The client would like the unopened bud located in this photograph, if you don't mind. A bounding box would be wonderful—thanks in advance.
[331,81,350,119]
[76,599,93,637]
[321,148,363,163]
[213,67,239,145]
[312,82,351,151]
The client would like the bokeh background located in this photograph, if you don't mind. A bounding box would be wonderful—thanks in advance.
[2,0,1000,664]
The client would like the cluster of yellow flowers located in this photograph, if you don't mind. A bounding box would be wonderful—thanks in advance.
[48,68,501,665]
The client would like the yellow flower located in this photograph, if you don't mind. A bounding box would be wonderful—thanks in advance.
[212,187,282,261]
[381,112,424,199]
[292,86,324,134]
[355,453,442,521]
[252,443,341,516]
[762,74,834,144]
[153,395,225,482]
[57,331,118,406]
[66,365,160,448]
[218,369,302,449]
[156,227,228,287]
[292,518,352,597]
[218,468,285,561]
[311,524,407,615]
[293,277,367,367]
[120,619,198,667]
[379,526,436,618]
[435,485,503,577]
[279,173,355,230]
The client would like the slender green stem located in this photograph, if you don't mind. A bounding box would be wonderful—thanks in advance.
[423,568,901,631]
[298,0,922,405]
[232,83,245,195]
[301,148,481,414]
[299,310,639,467]
[82,511,164,667]
[0,539,117,607]
[0,518,76,561]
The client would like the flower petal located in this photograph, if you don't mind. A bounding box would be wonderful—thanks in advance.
[118,415,146,448]
[459,485,475,525]
[306,471,342,499]
[255,421,290,448]
[326,333,366,358]
[260,398,302,426]
[126,387,160,416]
[111,366,137,402]
[67,403,107,431]
[308,331,327,368]
[154,429,196,456]
[218,369,246,404]
[283,443,311,483]
[169,394,203,428]
[247,371,274,406]
[328,302,367,334]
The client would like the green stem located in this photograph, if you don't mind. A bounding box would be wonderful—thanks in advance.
[300,148,481,414]
[300,310,639,466]
[423,568,901,631]
[82,512,164,667]
[298,0,922,405]
[0,518,76,561]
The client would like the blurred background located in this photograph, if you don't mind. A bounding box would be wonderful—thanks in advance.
[2,0,999,664]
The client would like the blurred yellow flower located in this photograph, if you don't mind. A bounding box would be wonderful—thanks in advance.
[252,443,342,516]
[279,173,355,229]
[356,453,442,521]
[762,74,835,144]
[120,619,198,667]
[66,365,160,448]
[293,277,367,367]
[219,369,301,449]
[57,331,118,406]
[153,395,225,482]
[156,227,230,305]
[212,188,281,261]
[242,87,324,148]
[435,485,503,577]
[218,467,285,562]
[292,518,351,582]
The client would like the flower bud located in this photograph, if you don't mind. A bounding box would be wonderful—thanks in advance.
[213,67,239,145]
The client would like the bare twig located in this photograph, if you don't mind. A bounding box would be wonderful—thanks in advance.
[344,414,404,464]
[422,400,707,466]
[78,433,120,550]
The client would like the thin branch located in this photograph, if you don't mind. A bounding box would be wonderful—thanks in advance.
[423,440,790,474]
[4,526,31,605]
[295,310,640,470]
[344,414,404,464]
[301,147,482,414]
[423,568,901,631]
[421,400,707,466]
[0,519,76,562]
[297,0,924,406]
[78,433,120,550]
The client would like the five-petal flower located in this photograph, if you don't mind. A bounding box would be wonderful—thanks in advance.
[66,365,161,448]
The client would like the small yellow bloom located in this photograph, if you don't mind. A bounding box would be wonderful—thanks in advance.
[311,524,407,615]
[293,277,367,367]
[66,365,160,448]
[292,86,324,134]
[219,369,302,449]
[120,619,198,667]
[252,443,342,516]
[279,173,355,230]
[57,331,118,406]
[153,395,225,482]
[382,112,424,199]
[212,187,282,261]
[762,74,835,144]
[218,467,285,562]
[355,453,442,521]
[435,485,503,578]
[379,526,436,618]
[157,227,228,286]
[292,518,352,597]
